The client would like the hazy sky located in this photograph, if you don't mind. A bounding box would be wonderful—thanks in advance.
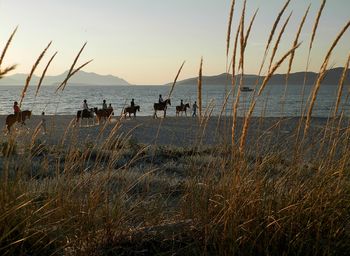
[0,0,349,85]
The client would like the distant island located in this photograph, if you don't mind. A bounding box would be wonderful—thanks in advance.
[0,70,130,86]
[167,67,349,86]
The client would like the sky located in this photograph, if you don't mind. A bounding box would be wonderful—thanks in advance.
[0,0,349,85]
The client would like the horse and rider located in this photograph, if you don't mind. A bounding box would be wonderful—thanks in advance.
[77,99,114,125]
[95,99,114,123]
[124,98,140,118]
[4,101,32,132]
[153,94,171,118]
[175,99,191,116]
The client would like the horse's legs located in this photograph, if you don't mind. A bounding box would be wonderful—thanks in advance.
[6,123,11,133]
[185,110,187,117]
[164,110,166,118]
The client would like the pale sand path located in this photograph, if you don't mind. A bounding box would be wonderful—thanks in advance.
[0,115,347,154]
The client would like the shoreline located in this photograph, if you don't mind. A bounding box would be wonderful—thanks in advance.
[1,115,347,150]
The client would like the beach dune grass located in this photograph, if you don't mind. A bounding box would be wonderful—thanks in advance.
[0,1,350,255]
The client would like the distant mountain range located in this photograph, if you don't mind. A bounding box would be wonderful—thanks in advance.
[0,70,130,86]
[167,67,349,86]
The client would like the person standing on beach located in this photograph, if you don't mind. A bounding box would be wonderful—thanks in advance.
[41,112,47,134]
[159,94,164,103]
[192,101,198,117]
[102,100,107,110]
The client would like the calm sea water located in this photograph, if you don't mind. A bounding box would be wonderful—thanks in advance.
[0,84,349,117]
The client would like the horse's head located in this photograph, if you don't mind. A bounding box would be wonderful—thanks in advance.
[93,107,98,113]
[137,105,140,111]
[185,103,190,109]
[167,99,171,106]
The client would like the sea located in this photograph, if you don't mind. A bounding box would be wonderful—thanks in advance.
[0,84,349,117]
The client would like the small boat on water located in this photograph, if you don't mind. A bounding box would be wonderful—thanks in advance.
[240,86,254,92]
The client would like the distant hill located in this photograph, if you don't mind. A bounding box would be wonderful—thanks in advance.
[0,70,130,86]
[167,67,349,86]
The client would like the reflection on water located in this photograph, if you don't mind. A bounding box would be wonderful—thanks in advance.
[0,84,348,117]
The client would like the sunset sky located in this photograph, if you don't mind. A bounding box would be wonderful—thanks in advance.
[0,0,349,85]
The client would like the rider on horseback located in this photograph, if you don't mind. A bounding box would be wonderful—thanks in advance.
[82,99,92,115]
[83,99,89,110]
[131,98,135,107]
[13,101,22,122]
[13,101,20,114]
[102,99,107,110]
[159,94,164,104]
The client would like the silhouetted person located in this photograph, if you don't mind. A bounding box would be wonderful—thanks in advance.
[107,103,114,116]
[192,101,198,117]
[82,99,89,110]
[102,99,107,110]
[180,99,184,108]
[159,94,164,103]
[131,98,135,107]
[13,101,20,114]
[13,101,21,121]
[41,112,47,134]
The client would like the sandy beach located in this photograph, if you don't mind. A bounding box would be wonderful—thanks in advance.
[1,114,345,154]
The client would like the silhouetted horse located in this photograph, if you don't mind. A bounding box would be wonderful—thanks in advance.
[176,103,190,116]
[124,105,140,118]
[76,108,96,126]
[95,108,114,124]
[153,99,171,118]
[5,110,32,133]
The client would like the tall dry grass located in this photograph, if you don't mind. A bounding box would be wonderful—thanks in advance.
[0,27,17,79]
[19,41,52,108]
[0,27,17,68]
[198,57,203,119]
[268,12,292,71]
[1,1,349,255]
[35,51,58,97]
[226,0,236,58]
[285,5,310,83]
[55,42,87,92]
[299,0,328,115]
[304,20,350,135]
[167,61,185,99]
[239,43,301,153]
[256,0,291,78]
[230,22,241,146]
[334,54,350,116]
[231,0,246,147]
